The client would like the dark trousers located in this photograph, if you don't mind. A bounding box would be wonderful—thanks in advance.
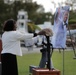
[1,53,18,75]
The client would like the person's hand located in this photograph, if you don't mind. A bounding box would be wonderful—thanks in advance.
[37,28,53,36]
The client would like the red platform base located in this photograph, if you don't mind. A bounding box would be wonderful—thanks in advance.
[32,68,60,75]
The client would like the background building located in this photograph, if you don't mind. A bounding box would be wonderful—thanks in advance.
[17,10,28,33]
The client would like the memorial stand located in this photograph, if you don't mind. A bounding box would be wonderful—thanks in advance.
[32,36,61,75]
[46,36,51,70]
[46,36,53,70]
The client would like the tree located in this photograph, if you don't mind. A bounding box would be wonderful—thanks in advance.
[65,0,76,11]
[27,22,41,33]
[0,0,54,34]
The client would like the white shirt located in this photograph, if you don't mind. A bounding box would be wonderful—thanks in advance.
[25,36,39,47]
[1,31,33,56]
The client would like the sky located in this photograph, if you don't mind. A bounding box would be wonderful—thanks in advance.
[33,0,66,13]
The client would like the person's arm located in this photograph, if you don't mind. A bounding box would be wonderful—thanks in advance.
[33,30,46,37]
[24,36,39,47]
[15,28,52,40]
[15,31,34,40]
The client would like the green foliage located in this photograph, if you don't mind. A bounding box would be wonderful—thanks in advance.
[69,19,76,25]
[27,22,41,33]
[0,0,76,34]
[34,12,52,24]
[68,11,76,27]
[69,11,76,20]
[0,1,45,34]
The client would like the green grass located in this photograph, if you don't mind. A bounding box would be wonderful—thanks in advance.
[17,50,76,75]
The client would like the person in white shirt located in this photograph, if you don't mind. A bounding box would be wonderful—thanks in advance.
[1,19,47,75]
